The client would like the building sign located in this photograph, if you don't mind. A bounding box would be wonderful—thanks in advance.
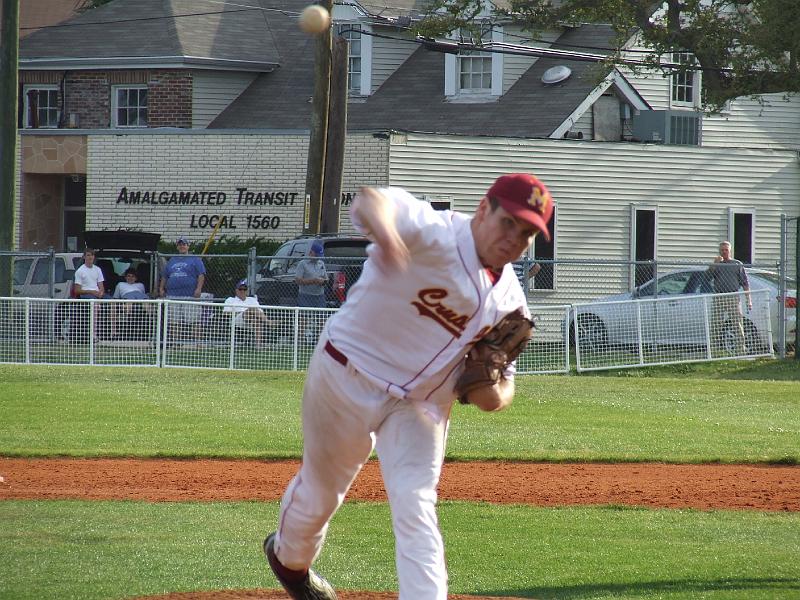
[115,186,358,231]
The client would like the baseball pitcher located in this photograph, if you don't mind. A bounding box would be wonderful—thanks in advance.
[263,173,553,600]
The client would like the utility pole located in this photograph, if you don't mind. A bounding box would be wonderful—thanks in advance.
[0,0,20,296]
[303,0,333,236]
[320,36,348,233]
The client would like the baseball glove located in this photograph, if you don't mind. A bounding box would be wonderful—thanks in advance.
[455,309,534,404]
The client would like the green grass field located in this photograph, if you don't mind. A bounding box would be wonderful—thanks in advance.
[1,361,799,599]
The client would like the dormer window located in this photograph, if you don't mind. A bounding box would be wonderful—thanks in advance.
[340,24,362,94]
[445,25,502,100]
[671,52,700,107]
[459,33,492,92]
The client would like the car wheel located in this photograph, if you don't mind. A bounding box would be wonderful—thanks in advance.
[576,314,608,353]
[721,318,768,355]
[744,319,769,354]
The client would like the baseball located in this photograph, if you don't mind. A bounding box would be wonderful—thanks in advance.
[298,5,331,35]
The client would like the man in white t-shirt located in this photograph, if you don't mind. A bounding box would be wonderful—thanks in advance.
[223,279,269,348]
[74,249,108,299]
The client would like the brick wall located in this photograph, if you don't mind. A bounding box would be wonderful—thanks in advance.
[66,72,110,128]
[148,71,192,128]
[86,132,390,243]
[22,69,193,129]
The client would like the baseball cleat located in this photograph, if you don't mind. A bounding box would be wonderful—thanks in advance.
[263,532,338,600]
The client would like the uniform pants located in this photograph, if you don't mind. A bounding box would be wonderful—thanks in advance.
[273,333,452,600]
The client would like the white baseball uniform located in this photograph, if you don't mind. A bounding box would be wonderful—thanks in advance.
[273,187,529,600]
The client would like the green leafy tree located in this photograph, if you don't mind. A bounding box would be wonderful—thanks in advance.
[416,0,800,111]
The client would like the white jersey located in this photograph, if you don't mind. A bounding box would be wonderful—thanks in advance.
[223,295,262,314]
[74,264,104,292]
[326,187,529,403]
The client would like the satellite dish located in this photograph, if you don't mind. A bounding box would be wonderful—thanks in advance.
[542,65,572,85]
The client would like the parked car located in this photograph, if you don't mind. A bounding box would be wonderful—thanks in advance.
[568,267,796,353]
[13,253,83,299]
[256,235,369,307]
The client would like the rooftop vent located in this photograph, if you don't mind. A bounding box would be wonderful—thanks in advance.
[542,65,572,85]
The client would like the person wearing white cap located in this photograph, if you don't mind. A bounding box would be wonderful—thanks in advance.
[223,279,269,348]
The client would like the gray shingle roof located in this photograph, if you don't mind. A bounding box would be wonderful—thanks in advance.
[212,21,616,137]
[20,0,280,70]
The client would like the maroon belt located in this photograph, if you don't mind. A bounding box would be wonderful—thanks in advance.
[324,340,348,366]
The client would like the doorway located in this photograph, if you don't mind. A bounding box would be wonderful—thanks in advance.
[63,175,86,251]
[632,206,656,288]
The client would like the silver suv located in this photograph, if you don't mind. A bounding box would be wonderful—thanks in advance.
[13,253,83,299]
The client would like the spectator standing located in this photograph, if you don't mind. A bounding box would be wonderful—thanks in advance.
[295,240,328,344]
[159,236,206,344]
[224,279,270,349]
[295,240,327,308]
[708,240,752,353]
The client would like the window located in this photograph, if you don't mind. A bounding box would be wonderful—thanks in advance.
[13,259,34,285]
[32,258,73,285]
[339,25,362,94]
[112,85,148,128]
[671,52,698,106]
[458,28,492,92]
[23,86,59,128]
[444,24,501,98]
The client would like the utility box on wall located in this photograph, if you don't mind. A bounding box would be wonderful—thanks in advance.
[632,110,702,145]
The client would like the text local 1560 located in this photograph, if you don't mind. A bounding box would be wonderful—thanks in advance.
[190,214,282,230]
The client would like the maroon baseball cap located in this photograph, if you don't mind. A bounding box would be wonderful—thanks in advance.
[486,173,554,241]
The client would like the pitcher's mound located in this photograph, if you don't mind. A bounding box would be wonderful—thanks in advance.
[132,590,533,600]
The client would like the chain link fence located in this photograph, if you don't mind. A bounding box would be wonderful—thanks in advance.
[4,243,795,369]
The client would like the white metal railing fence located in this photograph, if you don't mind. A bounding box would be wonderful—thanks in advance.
[517,304,571,374]
[0,294,775,374]
[0,297,571,374]
[571,289,773,372]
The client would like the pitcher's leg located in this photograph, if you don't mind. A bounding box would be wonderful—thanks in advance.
[275,348,378,570]
[375,400,452,600]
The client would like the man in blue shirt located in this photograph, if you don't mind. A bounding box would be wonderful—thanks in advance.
[159,236,206,343]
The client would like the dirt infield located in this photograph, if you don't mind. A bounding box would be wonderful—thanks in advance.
[1,457,799,511]
[2,458,798,600]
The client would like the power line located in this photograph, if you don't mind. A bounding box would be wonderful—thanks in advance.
[344,27,731,73]
[21,0,671,58]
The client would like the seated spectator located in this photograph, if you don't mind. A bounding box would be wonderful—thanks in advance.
[114,268,149,300]
[223,279,270,349]
[111,269,151,339]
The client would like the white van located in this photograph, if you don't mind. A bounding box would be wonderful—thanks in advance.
[12,253,83,299]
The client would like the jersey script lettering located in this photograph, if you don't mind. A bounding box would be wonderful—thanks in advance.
[411,288,469,338]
